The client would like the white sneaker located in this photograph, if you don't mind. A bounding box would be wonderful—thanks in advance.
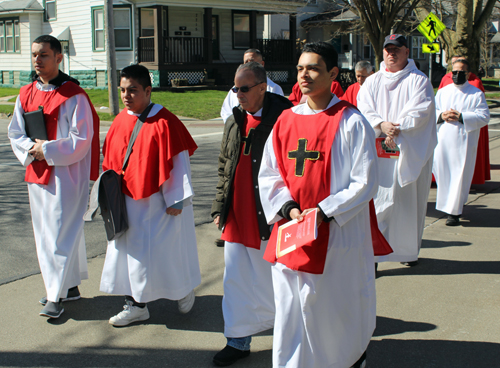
[178,290,195,314]
[109,301,150,326]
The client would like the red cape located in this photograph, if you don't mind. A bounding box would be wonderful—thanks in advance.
[288,80,344,105]
[19,81,100,184]
[340,82,361,107]
[102,106,198,200]
[438,72,490,184]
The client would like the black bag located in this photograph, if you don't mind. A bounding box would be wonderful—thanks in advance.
[84,104,154,241]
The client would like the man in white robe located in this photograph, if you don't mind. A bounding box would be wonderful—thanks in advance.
[211,62,292,366]
[99,64,201,326]
[357,34,437,266]
[433,59,490,226]
[8,35,99,318]
[259,42,377,368]
[220,48,284,123]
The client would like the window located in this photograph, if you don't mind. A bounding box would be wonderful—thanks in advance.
[92,6,132,51]
[412,36,424,60]
[45,0,56,21]
[0,22,4,52]
[233,12,250,49]
[363,34,371,59]
[0,19,20,53]
[140,9,155,37]
[93,8,104,50]
[114,8,131,49]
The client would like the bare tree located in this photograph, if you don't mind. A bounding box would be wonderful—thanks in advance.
[341,0,425,70]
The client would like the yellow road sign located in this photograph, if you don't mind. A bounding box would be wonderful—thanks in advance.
[422,43,440,53]
[417,12,446,43]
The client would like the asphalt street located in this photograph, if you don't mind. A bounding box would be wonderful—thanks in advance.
[0,117,224,285]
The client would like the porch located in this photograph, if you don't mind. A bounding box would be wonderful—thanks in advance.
[136,5,298,87]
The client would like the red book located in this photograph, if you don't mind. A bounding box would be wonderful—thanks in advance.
[276,209,318,258]
[376,137,400,159]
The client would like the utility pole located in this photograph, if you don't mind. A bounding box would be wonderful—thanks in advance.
[104,0,119,116]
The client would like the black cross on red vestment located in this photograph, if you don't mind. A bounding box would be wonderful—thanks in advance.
[287,138,320,177]
[241,128,255,156]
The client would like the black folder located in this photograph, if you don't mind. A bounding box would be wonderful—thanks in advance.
[23,107,48,141]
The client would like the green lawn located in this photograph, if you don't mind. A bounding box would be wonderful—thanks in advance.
[0,105,14,115]
[482,78,500,92]
[0,87,20,98]
[0,87,227,120]
[88,89,227,121]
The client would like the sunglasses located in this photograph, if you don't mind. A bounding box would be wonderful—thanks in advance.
[231,82,263,93]
[452,70,467,75]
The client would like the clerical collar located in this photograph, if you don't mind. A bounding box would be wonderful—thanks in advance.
[246,107,263,117]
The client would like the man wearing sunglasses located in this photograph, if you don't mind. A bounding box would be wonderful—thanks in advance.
[433,59,490,226]
[220,49,284,123]
[211,62,292,366]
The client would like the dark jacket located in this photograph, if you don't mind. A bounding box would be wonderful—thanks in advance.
[211,92,293,241]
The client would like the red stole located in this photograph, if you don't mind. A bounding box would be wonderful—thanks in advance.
[19,81,101,184]
[340,82,361,107]
[102,107,198,200]
[221,113,262,249]
[264,102,349,274]
[438,72,490,184]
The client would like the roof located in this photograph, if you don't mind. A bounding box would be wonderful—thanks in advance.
[0,0,44,13]
[301,8,358,26]
[490,32,500,43]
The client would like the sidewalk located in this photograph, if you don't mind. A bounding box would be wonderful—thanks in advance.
[0,129,499,367]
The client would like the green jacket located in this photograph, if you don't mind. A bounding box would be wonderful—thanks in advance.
[211,92,293,240]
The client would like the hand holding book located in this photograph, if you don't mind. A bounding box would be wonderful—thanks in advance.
[277,208,319,258]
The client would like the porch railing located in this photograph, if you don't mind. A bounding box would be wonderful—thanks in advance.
[164,37,207,64]
[257,39,294,64]
[138,37,155,63]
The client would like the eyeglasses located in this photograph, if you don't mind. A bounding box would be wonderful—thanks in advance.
[231,82,263,93]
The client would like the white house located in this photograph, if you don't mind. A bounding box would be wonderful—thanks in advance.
[0,0,304,88]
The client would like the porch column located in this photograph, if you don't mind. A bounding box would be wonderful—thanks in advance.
[156,6,164,66]
[204,7,213,64]
[250,10,257,48]
[289,14,297,64]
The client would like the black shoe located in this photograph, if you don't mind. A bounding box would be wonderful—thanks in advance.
[446,214,460,226]
[400,260,419,267]
[39,286,81,306]
[351,351,367,368]
[213,345,250,366]
[215,238,225,247]
[39,301,64,318]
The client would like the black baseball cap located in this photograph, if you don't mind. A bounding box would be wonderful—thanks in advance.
[383,34,408,48]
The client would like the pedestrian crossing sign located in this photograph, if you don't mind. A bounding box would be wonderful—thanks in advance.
[422,43,440,53]
[417,12,446,43]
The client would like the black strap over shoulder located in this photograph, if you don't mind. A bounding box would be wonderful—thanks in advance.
[122,103,154,172]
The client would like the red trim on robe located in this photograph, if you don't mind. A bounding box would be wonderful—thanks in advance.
[102,107,198,200]
[288,80,344,106]
[19,81,100,184]
[221,114,262,249]
[438,72,490,184]
[340,82,361,107]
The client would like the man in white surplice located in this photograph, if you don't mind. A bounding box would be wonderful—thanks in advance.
[259,42,377,368]
[9,35,99,319]
[433,58,490,226]
[100,64,201,327]
[357,34,437,266]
